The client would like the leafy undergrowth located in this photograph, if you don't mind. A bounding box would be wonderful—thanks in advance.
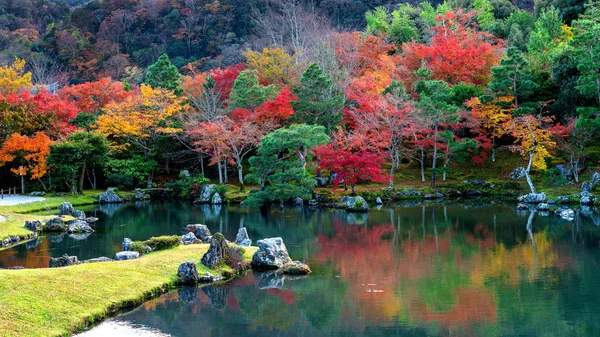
[0,244,257,337]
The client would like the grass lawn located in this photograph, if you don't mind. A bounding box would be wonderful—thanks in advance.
[0,243,257,337]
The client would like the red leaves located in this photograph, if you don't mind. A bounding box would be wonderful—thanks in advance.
[0,132,52,179]
[209,63,245,102]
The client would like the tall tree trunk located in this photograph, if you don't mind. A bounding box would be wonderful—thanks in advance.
[525,151,536,193]
[237,162,244,191]
[78,163,86,193]
[200,154,205,178]
[431,122,439,187]
[223,159,228,183]
[492,137,496,162]
[217,161,223,184]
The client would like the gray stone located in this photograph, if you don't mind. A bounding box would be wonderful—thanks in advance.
[424,191,444,200]
[201,233,230,268]
[85,217,99,223]
[510,167,527,180]
[84,257,113,263]
[58,202,75,216]
[49,254,78,268]
[251,237,292,270]
[71,210,86,219]
[200,184,216,203]
[122,238,134,251]
[186,224,211,239]
[517,203,529,210]
[24,220,43,232]
[114,251,140,260]
[177,261,200,284]
[308,199,318,206]
[340,196,369,212]
[518,192,547,204]
[235,227,251,246]
[179,169,191,178]
[67,220,93,233]
[201,235,213,244]
[557,209,576,221]
[580,192,595,205]
[537,203,550,211]
[211,192,223,205]
[375,197,383,205]
[44,217,66,232]
[181,232,200,245]
[134,188,148,201]
[29,191,45,196]
[281,260,311,275]
[557,196,571,204]
[198,271,224,283]
[295,197,304,206]
[398,189,422,197]
[99,187,123,204]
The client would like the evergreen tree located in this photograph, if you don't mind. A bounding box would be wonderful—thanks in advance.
[228,70,277,110]
[145,54,182,94]
[291,63,345,132]
[489,46,538,107]
[572,2,600,105]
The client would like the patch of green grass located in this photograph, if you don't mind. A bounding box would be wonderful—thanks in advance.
[0,244,258,337]
[0,190,101,214]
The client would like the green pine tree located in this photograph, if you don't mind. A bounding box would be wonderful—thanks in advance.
[489,46,538,107]
[145,54,182,94]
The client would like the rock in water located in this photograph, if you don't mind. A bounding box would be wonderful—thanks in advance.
[177,261,200,284]
[71,210,86,219]
[24,220,43,232]
[295,197,304,206]
[58,202,75,216]
[115,251,139,260]
[200,184,216,203]
[339,196,369,212]
[281,260,311,275]
[181,232,200,245]
[557,209,575,221]
[211,192,223,205]
[517,192,547,204]
[537,203,550,211]
[580,192,595,205]
[375,197,383,205]
[122,238,133,251]
[557,196,570,204]
[44,217,66,232]
[251,237,292,270]
[235,227,252,246]
[99,187,123,204]
[67,220,94,233]
[49,254,78,268]
[201,233,230,268]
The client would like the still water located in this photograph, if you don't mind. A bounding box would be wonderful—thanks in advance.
[3,201,600,336]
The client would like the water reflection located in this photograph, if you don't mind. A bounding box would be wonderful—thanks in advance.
[70,202,600,337]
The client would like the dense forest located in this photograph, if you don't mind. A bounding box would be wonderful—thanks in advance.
[0,0,598,206]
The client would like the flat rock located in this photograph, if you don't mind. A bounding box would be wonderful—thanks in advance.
[49,254,78,268]
[84,257,113,263]
[115,251,140,260]
[67,220,94,233]
[281,260,311,275]
[181,232,200,245]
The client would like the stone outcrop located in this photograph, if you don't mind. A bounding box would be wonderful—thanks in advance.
[99,187,123,204]
[518,192,547,204]
[181,232,200,245]
[234,227,251,246]
[212,192,223,205]
[44,217,66,232]
[201,233,230,267]
[84,257,113,263]
[537,203,550,211]
[177,261,200,284]
[281,260,311,275]
[115,251,139,260]
[200,184,216,203]
[375,197,383,205]
[24,220,43,232]
[339,196,369,212]
[67,220,94,233]
[251,237,292,270]
[58,202,75,216]
[580,191,595,205]
[122,238,134,251]
[186,224,212,243]
[49,254,78,268]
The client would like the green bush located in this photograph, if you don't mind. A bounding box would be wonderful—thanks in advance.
[144,235,181,251]
[165,175,209,199]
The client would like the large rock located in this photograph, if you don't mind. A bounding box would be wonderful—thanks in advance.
[198,271,224,283]
[536,203,550,211]
[84,257,113,263]
[211,192,223,205]
[122,238,134,251]
[49,254,78,268]
[295,197,304,206]
[375,197,383,205]
[177,261,200,284]
[24,220,43,232]
[115,251,139,260]
[557,208,576,221]
[72,210,86,219]
[251,237,292,270]
[200,184,216,203]
[186,224,212,241]
[580,191,596,205]
[234,227,251,246]
[58,202,75,216]
[281,261,311,275]
[67,220,93,233]
[44,217,66,232]
[181,232,200,245]
[339,196,369,212]
[201,233,230,268]
[99,187,123,204]
[518,192,547,204]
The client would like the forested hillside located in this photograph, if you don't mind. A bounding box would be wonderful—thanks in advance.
[0,0,598,206]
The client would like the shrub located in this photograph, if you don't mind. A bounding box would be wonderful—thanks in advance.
[165,175,209,199]
[143,235,181,251]
[228,245,249,272]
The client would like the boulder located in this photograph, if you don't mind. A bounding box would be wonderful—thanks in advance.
[295,197,304,206]
[186,224,212,239]
[134,188,148,201]
[398,189,422,197]
[537,203,550,211]
[44,217,66,232]
[281,260,311,275]
[84,257,113,263]
[340,196,369,212]
[24,220,43,232]
[177,261,200,284]
[234,227,252,246]
[580,192,595,205]
[211,192,223,205]
[198,271,224,283]
[251,237,292,270]
[424,191,444,200]
[99,187,123,204]
[181,232,200,245]
[201,233,230,268]
[375,197,383,205]
[180,169,191,178]
[557,196,571,204]
[58,202,75,216]
[122,238,134,251]
[518,192,547,204]
[49,254,78,268]
[67,220,93,233]
[71,210,86,219]
[29,191,45,196]
[557,208,575,221]
[200,184,216,203]
[114,251,139,260]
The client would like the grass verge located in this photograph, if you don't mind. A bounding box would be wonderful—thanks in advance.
[0,243,257,337]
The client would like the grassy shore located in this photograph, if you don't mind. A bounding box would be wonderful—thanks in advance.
[0,243,256,337]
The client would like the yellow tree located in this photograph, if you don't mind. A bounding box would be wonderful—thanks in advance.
[0,58,32,93]
[505,114,555,193]
[96,84,184,155]
[243,48,301,87]
[466,96,515,162]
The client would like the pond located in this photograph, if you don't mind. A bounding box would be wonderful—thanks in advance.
[3,201,600,336]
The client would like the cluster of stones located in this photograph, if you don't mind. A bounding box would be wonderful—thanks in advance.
[99,187,123,204]
[196,184,223,205]
[23,202,96,237]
